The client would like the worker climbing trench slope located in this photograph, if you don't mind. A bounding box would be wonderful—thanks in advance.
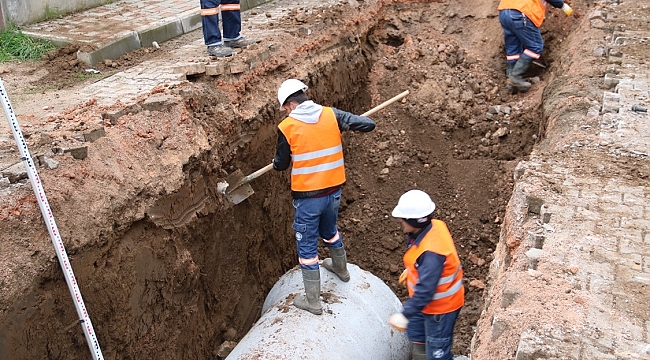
[0,0,588,359]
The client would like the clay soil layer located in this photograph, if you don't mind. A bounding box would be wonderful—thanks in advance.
[0,0,596,359]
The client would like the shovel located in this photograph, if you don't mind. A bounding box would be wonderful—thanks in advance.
[218,89,410,204]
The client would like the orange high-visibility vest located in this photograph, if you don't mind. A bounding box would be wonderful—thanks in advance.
[278,107,346,192]
[403,220,464,314]
[498,0,548,28]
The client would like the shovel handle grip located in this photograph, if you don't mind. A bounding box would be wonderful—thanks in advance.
[361,90,409,117]
[240,163,274,184]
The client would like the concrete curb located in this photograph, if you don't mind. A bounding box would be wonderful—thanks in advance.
[76,10,201,67]
[25,1,271,67]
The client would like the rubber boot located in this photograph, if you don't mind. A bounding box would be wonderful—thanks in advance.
[293,269,322,315]
[506,62,518,94]
[507,57,533,93]
[322,246,350,282]
[412,343,426,360]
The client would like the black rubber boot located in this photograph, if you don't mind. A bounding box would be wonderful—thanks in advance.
[412,343,426,360]
[506,62,518,94]
[294,269,322,315]
[322,246,350,282]
[507,57,533,92]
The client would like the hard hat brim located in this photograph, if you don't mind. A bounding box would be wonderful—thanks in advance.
[391,203,435,219]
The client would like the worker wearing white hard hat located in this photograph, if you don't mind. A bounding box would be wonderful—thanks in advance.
[388,190,465,360]
[272,79,376,315]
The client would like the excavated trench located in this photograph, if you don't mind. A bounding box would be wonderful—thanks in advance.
[0,1,578,359]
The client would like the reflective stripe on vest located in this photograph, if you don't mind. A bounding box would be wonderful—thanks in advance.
[291,158,344,175]
[292,144,343,162]
[278,107,346,192]
[406,265,464,300]
[498,0,548,27]
[432,266,463,300]
[403,219,465,314]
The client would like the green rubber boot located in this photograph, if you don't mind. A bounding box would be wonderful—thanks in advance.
[506,61,518,94]
[322,246,350,282]
[507,57,533,93]
[412,343,426,360]
[293,269,322,315]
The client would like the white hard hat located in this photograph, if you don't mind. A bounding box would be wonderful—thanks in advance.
[278,79,308,107]
[392,190,436,219]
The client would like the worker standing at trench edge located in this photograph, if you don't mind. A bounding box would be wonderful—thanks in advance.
[273,79,376,315]
[388,190,464,360]
[498,0,574,93]
[200,0,258,57]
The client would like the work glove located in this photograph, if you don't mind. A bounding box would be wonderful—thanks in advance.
[562,3,573,16]
[388,313,409,332]
[398,269,408,287]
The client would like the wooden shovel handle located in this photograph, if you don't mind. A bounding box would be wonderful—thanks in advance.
[361,90,409,117]
[235,90,409,188]
[238,163,274,186]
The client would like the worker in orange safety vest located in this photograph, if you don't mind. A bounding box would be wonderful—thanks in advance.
[388,190,464,360]
[273,79,376,315]
[498,0,574,93]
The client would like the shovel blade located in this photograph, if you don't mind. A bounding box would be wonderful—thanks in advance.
[225,183,255,204]
[223,169,255,204]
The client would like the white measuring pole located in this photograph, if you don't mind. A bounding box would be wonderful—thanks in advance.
[0,78,104,360]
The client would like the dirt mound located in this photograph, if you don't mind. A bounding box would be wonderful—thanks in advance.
[35,42,165,90]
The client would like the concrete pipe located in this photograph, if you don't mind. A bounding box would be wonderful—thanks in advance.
[225,264,410,360]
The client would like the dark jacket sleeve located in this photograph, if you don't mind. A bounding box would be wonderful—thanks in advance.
[332,108,376,132]
[547,0,565,8]
[273,129,291,171]
[402,251,446,319]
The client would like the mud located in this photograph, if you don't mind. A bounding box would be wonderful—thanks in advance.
[0,0,587,359]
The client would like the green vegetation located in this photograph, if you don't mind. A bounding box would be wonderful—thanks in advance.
[73,71,104,82]
[0,25,56,62]
[43,4,64,20]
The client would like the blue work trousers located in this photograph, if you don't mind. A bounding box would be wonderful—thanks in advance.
[499,9,544,66]
[200,0,242,46]
[292,188,343,270]
[407,308,461,360]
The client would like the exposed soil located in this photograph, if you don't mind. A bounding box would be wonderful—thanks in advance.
[0,0,591,359]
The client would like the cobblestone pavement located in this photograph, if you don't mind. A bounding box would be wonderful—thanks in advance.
[21,0,199,46]
[21,0,342,106]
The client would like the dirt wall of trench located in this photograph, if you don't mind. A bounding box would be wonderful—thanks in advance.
[470,2,617,358]
[0,15,377,359]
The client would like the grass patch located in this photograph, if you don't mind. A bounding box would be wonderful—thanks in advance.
[0,25,56,62]
[44,4,64,21]
[73,71,105,82]
[22,84,59,94]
